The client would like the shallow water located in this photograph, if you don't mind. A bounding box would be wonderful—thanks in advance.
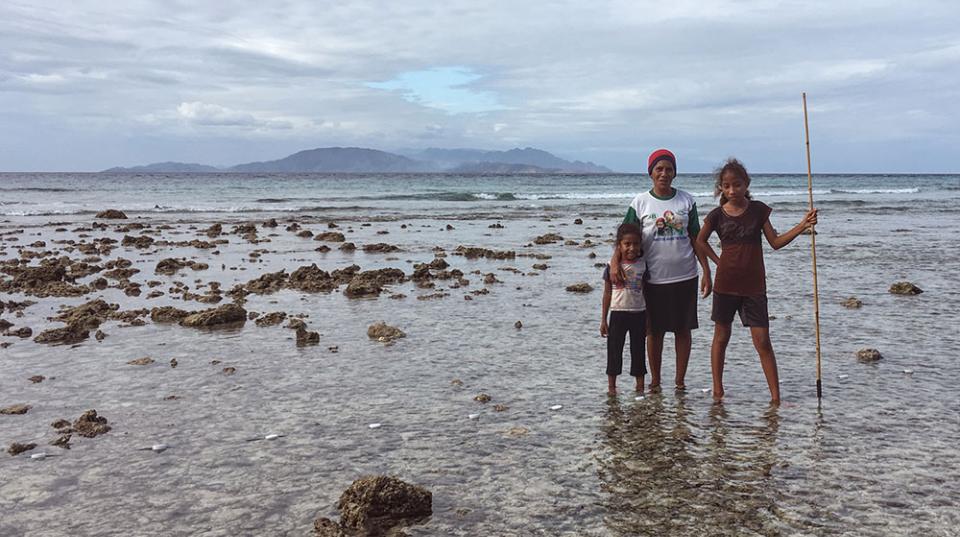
[1,174,959,536]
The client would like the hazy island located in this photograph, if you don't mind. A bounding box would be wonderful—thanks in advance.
[103,146,614,174]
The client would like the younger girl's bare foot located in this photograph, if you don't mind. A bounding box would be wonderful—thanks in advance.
[712,388,724,402]
[648,383,662,393]
[675,384,686,391]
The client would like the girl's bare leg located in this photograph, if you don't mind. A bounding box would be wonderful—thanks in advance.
[711,323,732,401]
[608,375,617,395]
[750,326,780,404]
[674,329,691,389]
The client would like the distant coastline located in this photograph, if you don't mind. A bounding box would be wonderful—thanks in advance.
[102,146,614,174]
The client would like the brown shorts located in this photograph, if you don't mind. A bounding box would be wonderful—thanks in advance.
[711,292,769,327]
[644,277,699,333]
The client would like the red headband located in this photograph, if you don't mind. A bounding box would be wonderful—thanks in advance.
[647,149,676,176]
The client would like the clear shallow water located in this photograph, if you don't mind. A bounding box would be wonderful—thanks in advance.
[1,173,958,536]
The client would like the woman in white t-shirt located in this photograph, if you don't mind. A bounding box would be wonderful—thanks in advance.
[610,149,712,391]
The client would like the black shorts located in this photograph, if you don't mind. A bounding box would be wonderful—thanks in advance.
[644,277,699,333]
[711,292,769,327]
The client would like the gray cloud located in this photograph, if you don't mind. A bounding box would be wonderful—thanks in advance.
[0,0,958,171]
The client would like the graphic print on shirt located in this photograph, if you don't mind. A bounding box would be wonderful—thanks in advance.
[645,209,688,238]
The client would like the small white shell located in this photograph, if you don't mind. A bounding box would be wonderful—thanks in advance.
[151,443,169,452]
[468,413,480,420]
[838,374,849,380]
[549,404,563,411]
[903,369,914,375]
[701,388,711,393]
[368,423,382,429]
[264,434,280,441]
[30,452,47,460]
[634,395,645,401]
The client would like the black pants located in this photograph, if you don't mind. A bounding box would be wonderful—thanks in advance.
[607,310,647,377]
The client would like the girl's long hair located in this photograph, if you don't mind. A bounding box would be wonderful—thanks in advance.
[714,158,753,205]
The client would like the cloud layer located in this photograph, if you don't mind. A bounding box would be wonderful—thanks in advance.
[1,0,958,172]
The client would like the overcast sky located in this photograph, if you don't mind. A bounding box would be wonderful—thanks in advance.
[2,0,958,173]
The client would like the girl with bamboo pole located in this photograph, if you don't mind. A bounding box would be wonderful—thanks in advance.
[696,158,817,404]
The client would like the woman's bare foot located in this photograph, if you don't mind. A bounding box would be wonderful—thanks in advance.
[675,384,686,391]
[712,388,724,402]
[648,383,662,393]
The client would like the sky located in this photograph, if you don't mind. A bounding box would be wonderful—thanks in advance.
[1,0,958,173]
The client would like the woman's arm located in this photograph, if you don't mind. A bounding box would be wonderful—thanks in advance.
[600,279,612,337]
[763,208,818,250]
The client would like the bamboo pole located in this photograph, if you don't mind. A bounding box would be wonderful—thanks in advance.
[802,93,823,400]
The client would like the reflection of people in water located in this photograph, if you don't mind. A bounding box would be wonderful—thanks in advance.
[597,396,696,534]
[597,398,789,535]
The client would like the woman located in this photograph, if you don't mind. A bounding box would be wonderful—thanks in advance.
[610,149,711,391]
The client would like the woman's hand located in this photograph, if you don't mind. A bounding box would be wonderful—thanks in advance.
[600,320,608,337]
[700,272,713,298]
[802,208,818,228]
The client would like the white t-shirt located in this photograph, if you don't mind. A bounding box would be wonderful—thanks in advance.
[624,189,700,285]
[603,259,647,311]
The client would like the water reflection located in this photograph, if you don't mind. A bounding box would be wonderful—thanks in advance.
[597,397,789,536]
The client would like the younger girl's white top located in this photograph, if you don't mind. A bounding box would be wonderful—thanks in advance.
[604,258,647,311]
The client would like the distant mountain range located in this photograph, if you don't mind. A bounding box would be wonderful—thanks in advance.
[103,146,613,174]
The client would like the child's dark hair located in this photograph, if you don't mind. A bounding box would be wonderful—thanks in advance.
[615,223,643,255]
[714,158,753,205]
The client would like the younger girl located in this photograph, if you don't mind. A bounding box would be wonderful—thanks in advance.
[696,159,817,404]
[601,223,648,394]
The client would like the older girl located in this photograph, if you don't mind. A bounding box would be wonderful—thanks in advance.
[696,158,817,403]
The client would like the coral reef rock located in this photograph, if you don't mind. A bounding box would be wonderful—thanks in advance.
[889,282,923,295]
[336,475,432,534]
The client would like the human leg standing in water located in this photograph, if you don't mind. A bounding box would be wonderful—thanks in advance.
[698,159,817,403]
[614,149,709,392]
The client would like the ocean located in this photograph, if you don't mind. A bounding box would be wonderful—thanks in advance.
[1,172,958,536]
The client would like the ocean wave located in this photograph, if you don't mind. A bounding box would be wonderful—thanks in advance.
[828,187,920,194]
[0,187,79,192]
[0,204,392,217]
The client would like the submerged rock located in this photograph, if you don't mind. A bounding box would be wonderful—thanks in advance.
[534,233,564,244]
[8,442,37,456]
[1,404,32,415]
[150,306,192,323]
[841,297,863,308]
[255,312,287,327]
[362,243,400,253]
[315,231,346,242]
[367,322,406,342]
[95,209,127,219]
[856,348,883,362]
[565,283,594,293]
[453,245,515,260]
[73,409,111,438]
[889,281,923,295]
[179,304,247,328]
[313,518,346,537]
[34,324,89,345]
[344,268,406,298]
[4,326,32,338]
[296,327,320,346]
[127,357,155,366]
[336,475,432,534]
